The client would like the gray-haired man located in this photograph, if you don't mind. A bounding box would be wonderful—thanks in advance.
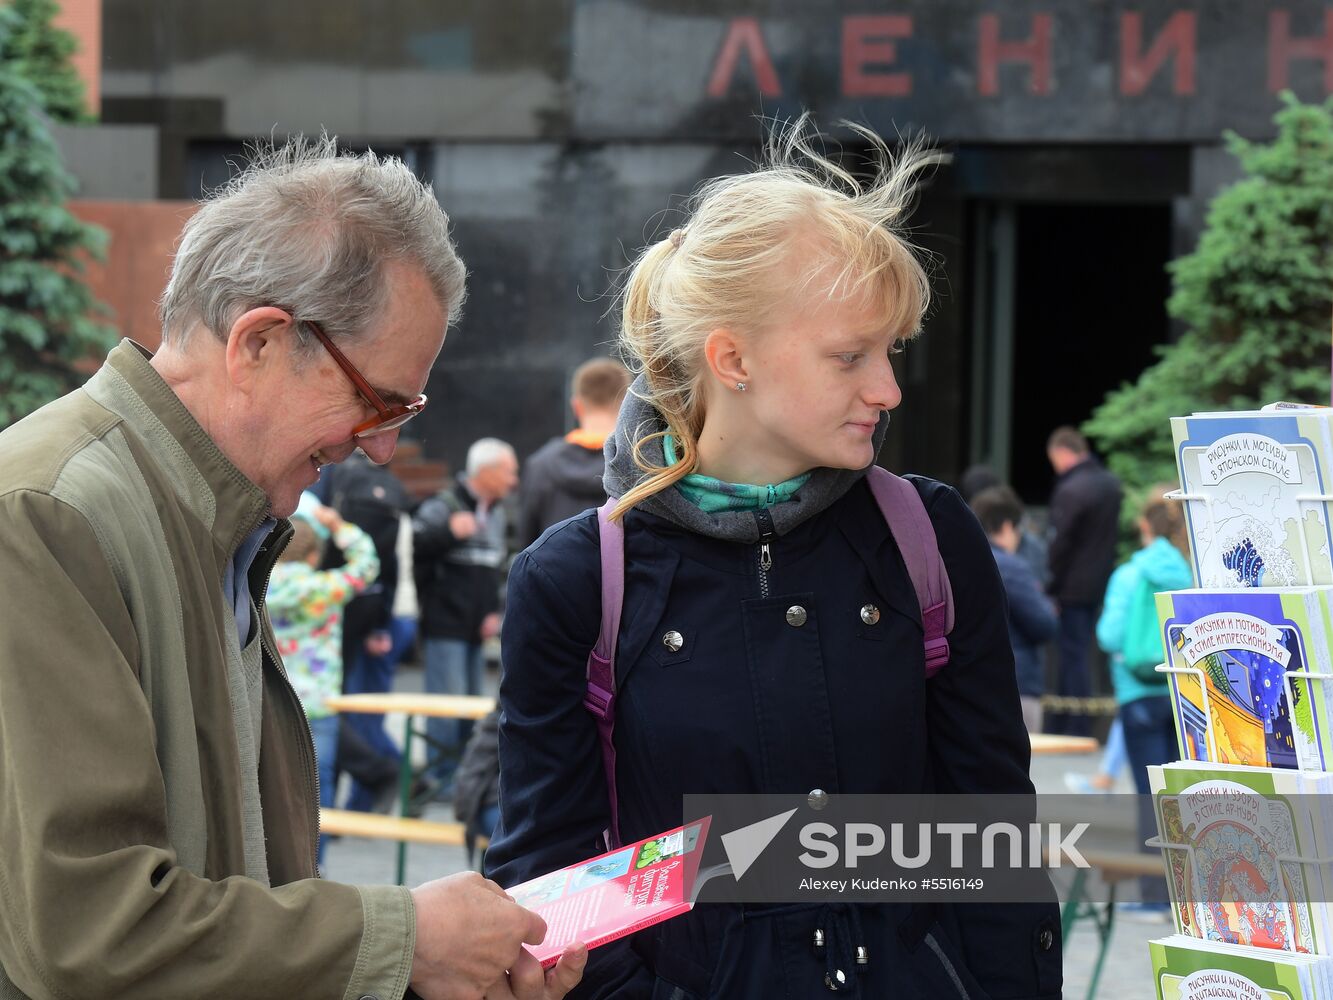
[0,140,583,1000]
[413,438,520,794]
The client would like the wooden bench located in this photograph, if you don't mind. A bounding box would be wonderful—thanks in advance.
[1028,733,1100,756]
[1056,848,1167,1000]
[324,693,498,883]
[321,808,467,847]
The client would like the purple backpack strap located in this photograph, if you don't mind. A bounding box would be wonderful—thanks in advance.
[585,474,953,849]
[865,467,955,677]
[584,498,625,849]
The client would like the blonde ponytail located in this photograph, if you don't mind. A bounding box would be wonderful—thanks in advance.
[611,116,946,520]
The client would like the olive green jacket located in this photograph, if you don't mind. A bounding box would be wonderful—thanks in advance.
[0,342,414,999]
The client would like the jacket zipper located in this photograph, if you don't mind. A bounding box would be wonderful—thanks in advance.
[253,526,323,875]
[758,541,772,598]
[754,509,776,599]
[258,627,322,873]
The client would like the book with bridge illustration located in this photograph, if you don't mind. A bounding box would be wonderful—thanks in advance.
[1172,411,1333,589]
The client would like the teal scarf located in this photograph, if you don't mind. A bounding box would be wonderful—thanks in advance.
[663,435,811,513]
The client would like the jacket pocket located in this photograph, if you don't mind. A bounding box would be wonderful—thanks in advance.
[917,924,994,1000]
[651,975,701,1000]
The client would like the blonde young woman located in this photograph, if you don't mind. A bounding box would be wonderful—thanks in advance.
[488,123,1062,999]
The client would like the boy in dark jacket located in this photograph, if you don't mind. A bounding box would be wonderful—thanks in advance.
[971,485,1059,733]
[517,357,631,548]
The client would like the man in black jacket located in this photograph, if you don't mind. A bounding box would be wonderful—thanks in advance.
[516,357,629,548]
[413,438,518,793]
[1045,426,1123,735]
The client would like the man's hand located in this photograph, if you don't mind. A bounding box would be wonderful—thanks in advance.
[409,872,546,1000]
[449,510,478,539]
[484,944,587,1000]
[480,612,502,640]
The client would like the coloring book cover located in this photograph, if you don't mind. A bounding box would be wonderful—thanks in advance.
[1173,413,1333,588]
[1157,590,1333,772]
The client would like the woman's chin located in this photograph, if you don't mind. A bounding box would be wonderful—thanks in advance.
[818,445,875,472]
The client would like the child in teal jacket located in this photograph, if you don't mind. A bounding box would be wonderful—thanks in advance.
[1096,487,1192,907]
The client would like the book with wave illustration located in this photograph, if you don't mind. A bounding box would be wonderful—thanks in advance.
[1172,412,1333,589]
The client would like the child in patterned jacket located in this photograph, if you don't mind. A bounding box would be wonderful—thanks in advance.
[269,496,379,865]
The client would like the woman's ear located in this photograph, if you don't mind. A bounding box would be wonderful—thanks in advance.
[703,327,749,389]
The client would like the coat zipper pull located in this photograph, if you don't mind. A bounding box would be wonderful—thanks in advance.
[753,509,776,598]
[754,509,776,573]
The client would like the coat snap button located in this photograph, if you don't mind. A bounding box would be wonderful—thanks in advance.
[825,969,846,991]
[808,788,829,810]
[860,604,880,625]
[786,605,808,627]
[662,630,684,652]
[1038,927,1054,951]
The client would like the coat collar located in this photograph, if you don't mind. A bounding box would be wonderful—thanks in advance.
[603,375,892,543]
[86,340,281,559]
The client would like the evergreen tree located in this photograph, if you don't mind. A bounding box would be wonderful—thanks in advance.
[1085,93,1333,502]
[0,4,114,427]
[2,0,87,122]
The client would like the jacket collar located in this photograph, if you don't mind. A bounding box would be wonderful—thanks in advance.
[603,375,891,543]
[89,340,281,558]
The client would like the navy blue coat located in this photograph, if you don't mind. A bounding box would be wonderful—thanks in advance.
[990,545,1059,698]
[488,477,1062,999]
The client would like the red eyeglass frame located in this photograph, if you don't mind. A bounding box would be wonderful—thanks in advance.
[300,318,427,438]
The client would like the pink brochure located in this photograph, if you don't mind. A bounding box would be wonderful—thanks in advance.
[510,817,713,967]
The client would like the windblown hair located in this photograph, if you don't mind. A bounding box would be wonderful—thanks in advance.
[613,116,947,519]
[160,134,466,354]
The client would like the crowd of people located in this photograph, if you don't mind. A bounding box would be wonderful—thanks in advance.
[0,122,1196,997]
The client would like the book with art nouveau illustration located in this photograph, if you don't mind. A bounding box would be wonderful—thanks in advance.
[1148,762,1333,956]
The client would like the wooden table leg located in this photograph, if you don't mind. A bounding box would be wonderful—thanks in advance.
[395,716,416,886]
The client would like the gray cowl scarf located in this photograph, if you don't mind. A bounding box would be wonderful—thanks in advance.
[602,375,891,543]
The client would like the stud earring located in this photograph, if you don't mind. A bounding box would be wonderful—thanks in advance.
[735,381,747,392]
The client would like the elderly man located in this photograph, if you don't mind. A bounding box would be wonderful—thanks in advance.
[413,438,519,795]
[0,141,583,1000]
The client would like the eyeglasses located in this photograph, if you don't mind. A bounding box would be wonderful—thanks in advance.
[300,317,427,438]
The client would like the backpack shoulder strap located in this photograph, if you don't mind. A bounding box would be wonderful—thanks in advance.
[584,498,624,849]
[865,467,955,677]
